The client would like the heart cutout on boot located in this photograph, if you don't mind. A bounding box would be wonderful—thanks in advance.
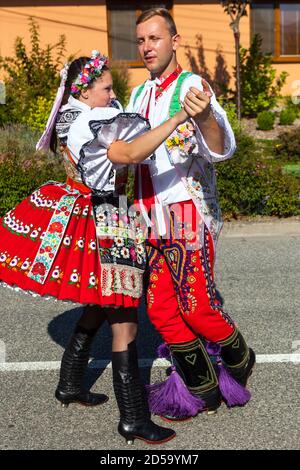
[185,353,197,365]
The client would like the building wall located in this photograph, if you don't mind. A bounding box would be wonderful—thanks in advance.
[0,4,108,65]
[0,2,296,95]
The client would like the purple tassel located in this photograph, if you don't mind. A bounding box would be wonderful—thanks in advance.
[206,341,221,356]
[217,361,251,407]
[146,366,205,418]
[157,343,171,360]
[206,341,251,407]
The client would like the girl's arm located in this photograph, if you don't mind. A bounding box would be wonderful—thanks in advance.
[107,108,187,164]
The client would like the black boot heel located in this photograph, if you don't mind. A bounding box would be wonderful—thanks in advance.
[61,402,69,409]
[56,325,108,407]
[113,341,176,445]
[118,420,176,445]
[55,389,108,407]
[119,432,135,445]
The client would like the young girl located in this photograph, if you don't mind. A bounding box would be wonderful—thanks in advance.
[0,50,190,445]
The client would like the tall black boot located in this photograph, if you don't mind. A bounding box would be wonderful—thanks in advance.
[168,338,222,417]
[112,341,176,445]
[55,325,108,407]
[219,329,256,386]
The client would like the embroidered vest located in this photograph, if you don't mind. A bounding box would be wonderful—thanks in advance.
[167,73,223,246]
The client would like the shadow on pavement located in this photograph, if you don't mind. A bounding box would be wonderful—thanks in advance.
[47,297,163,388]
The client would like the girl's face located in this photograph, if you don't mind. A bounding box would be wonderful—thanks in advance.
[79,70,116,108]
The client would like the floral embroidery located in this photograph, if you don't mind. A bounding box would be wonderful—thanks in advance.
[2,211,43,240]
[166,122,196,154]
[68,269,81,287]
[50,265,64,283]
[8,256,21,270]
[94,202,146,268]
[88,239,97,254]
[72,204,82,217]
[93,197,146,298]
[0,251,31,274]
[20,258,31,271]
[29,189,58,211]
[30,228,42,240]
[88,272,98,289]
[166,123,198,165]
[75,237,85,251]
[199,227,234,327]
[0,252,9,265]
[31,262,47,277]
[146,245,163,310]
[82,205,89,218]
[120,247,130,259]
[28,194,78,284]
[63,235,72,248]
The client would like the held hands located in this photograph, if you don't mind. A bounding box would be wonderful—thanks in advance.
[183,79,212,122]
[176,106,189,124]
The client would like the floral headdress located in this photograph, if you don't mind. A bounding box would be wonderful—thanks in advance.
[70,50,109,96]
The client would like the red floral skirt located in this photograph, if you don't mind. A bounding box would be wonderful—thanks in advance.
[0,181,139,308]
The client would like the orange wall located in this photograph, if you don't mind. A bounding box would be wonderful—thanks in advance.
[127,3,250,89]
[175,3,249,77]
[0,3,296,95]
[0,5,108,62]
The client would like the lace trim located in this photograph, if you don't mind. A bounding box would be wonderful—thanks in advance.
[0,281,135,307]
[101,264,143,298]
[88,112,150,138]
[0,281,79,306]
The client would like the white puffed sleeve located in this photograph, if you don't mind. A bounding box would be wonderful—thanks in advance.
[69,108,150,192]
[180,74,236,163]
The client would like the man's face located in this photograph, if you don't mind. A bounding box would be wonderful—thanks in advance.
[136,16,180,77]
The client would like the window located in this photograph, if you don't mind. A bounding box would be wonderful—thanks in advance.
[251,1,300,62]
[106,1,173,66]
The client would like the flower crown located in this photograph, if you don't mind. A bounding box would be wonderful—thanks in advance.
[70,50,109,96]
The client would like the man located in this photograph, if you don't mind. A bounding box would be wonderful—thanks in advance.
[126,8,255,419]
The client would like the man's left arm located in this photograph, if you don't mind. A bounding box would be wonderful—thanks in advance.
[182,77,236,162]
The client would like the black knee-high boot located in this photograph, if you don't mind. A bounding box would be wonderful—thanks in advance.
[112,341,176,445]
[218,329,255,386]
[55,325,108,407]
[169,338,222,415]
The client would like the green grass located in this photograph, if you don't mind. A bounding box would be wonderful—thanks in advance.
[283,164,300,178]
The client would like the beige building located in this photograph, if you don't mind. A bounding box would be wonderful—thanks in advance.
[0,1,299,95]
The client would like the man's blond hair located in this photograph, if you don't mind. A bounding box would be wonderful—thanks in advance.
[136,8,177,36]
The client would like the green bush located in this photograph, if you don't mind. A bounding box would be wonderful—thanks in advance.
[257,111,275,130]
[279,108,297,126]
[0,17,66,125]
[25,94,55,132]
[283,164,300,178]
[239,35,288,117]
[0,125,65,216]
[275,129,300,161]
[217,133,300,218]
[284,96,300,117]
[110,62,131,108]
[219,99,243,136]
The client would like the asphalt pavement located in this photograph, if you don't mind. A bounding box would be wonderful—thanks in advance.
[0,220,299,450]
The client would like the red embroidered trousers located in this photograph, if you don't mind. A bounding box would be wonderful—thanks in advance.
[146,201,235,344]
